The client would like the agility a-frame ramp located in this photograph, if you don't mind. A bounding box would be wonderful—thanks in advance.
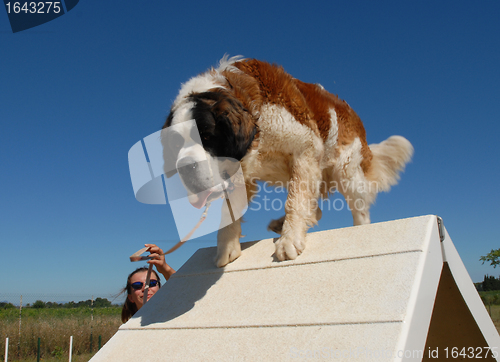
[91,215,500,361]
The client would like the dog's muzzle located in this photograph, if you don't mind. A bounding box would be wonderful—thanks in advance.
[176,157,222,209]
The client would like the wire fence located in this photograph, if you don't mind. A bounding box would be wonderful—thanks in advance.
[0,294,123,361]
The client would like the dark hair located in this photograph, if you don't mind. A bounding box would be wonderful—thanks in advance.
[121,266,161,323]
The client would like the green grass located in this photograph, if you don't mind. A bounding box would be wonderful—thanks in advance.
[479,290,500,334]
[479,290,500,305]
[0,307,121,361]
[6,352,96,362]
[478,303,500,335]
[0,306,121,320]
[490,305,500,333]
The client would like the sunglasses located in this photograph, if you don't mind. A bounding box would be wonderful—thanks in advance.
[130,280,159,291]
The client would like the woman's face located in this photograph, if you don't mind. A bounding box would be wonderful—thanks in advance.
[127,270,160,310]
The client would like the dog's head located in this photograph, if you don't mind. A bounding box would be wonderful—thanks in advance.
[161,89,256,208]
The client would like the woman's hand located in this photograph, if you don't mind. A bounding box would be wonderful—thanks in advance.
[144,243,176,281]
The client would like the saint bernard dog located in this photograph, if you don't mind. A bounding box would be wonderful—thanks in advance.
[162,56,413,267]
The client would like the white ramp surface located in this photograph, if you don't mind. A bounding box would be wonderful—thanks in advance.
[91,215,500,361]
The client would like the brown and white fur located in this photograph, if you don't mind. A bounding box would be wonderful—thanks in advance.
[162,56,413,267]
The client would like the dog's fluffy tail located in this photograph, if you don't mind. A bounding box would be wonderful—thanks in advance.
[366,135,414,192]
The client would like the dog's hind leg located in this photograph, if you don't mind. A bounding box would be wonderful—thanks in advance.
[335,171,374,226]
[344,185,373,226]
[267,215,285,234]
[333,138,377,226]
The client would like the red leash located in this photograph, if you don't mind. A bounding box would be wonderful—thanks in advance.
[129,202,212,262]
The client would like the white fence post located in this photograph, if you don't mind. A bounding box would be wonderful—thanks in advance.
[69,336,73,362]
[4,337,8,362]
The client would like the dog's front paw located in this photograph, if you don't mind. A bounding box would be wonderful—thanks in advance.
[274,234,305,261]
[215,240,241,268]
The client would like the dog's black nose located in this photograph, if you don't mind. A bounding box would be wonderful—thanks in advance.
[177,157,202,180]
[177,157,198,170]
[177,158,213,193]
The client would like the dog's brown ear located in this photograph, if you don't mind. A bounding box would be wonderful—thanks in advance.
[208,90,257,160]
[162,112,178,178]
[214,92,257,160]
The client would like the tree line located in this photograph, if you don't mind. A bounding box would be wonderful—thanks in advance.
[0,297,114,309]
[479,249,500,291]
[480,275,500,291]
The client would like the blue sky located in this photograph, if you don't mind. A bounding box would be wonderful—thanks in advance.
[1,0,499,305]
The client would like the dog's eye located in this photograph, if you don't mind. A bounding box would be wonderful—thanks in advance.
[169,132,184,151]
[191,127,210,143]
[198,131,210,143]
[191,123,213,144]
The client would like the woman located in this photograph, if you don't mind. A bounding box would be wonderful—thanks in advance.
[121,244,175,323]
